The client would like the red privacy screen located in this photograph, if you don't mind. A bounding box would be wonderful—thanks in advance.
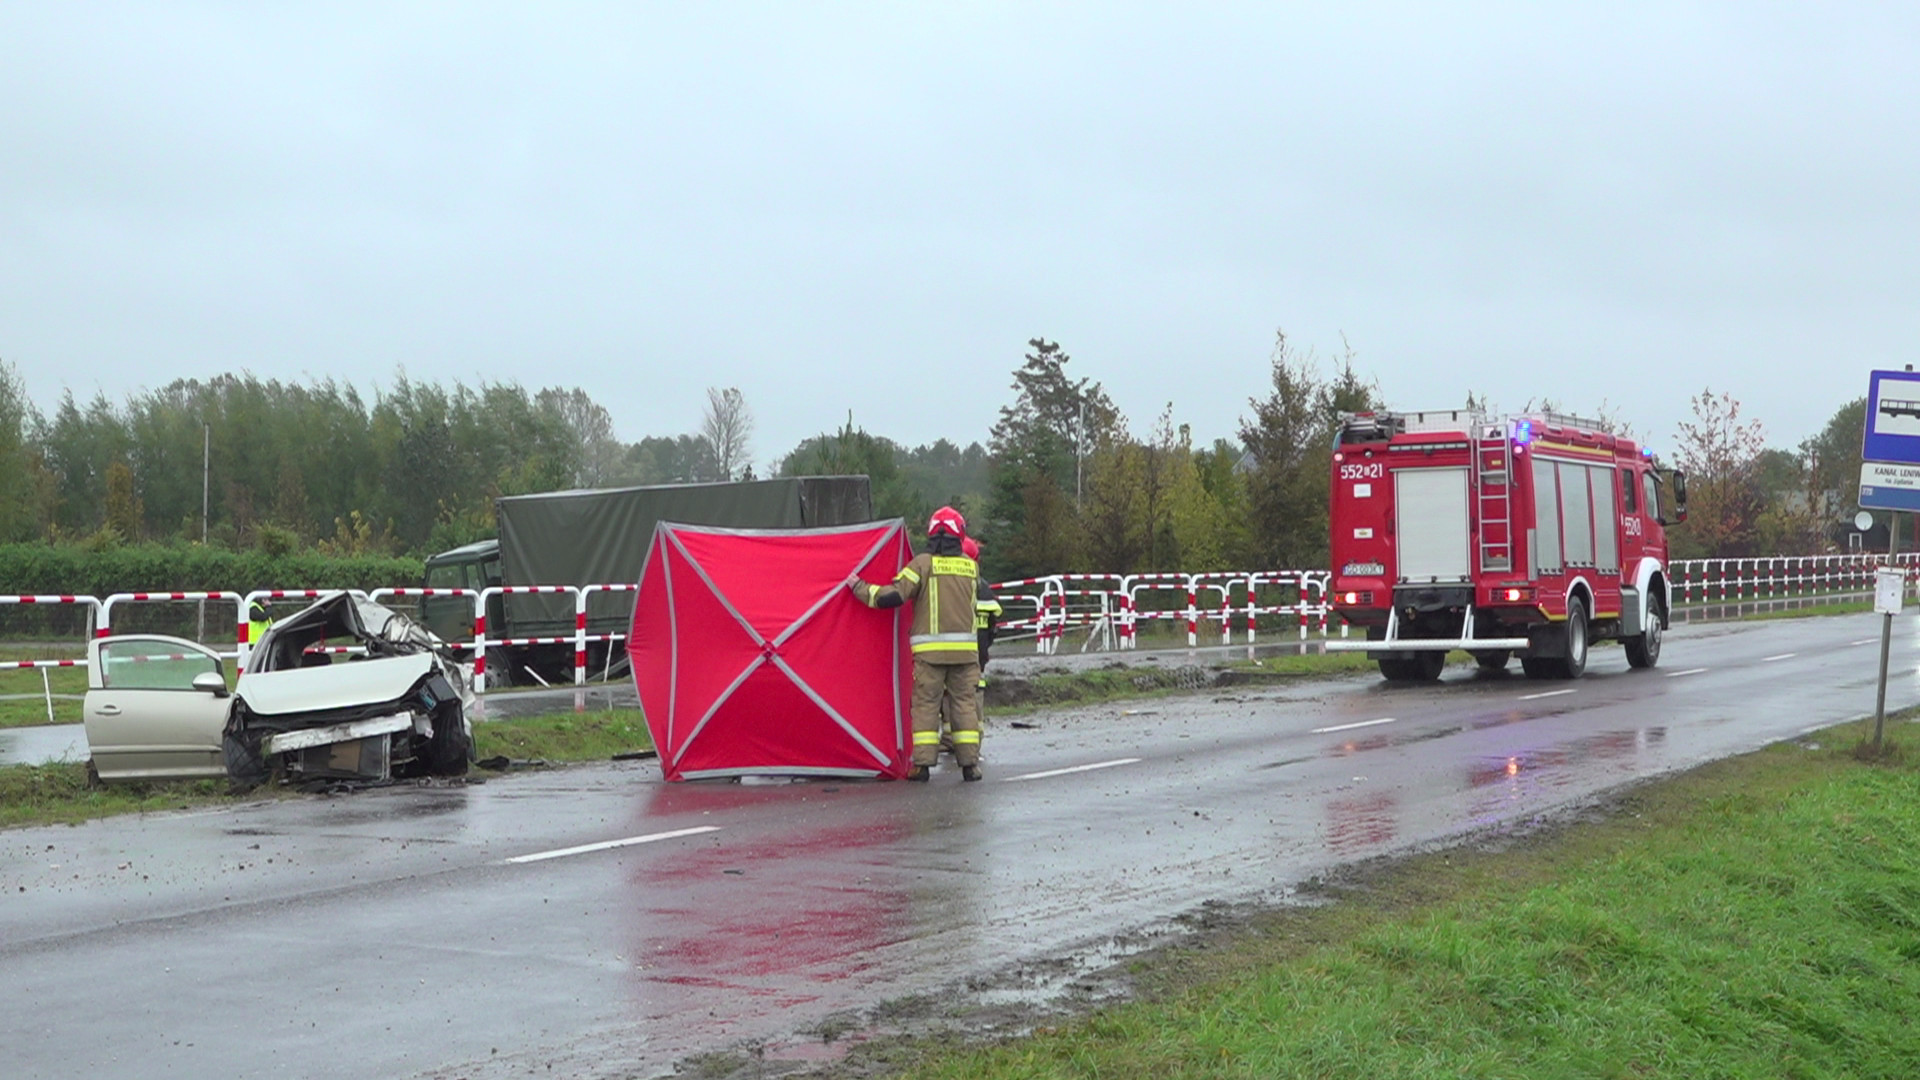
[629,519,911,781]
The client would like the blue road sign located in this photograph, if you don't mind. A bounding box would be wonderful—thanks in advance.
[1864,370,1920,464]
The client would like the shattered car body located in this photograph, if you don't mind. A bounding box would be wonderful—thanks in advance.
[223,592,476,786]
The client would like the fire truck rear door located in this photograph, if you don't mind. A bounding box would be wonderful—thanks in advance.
[1394,467,1472,582]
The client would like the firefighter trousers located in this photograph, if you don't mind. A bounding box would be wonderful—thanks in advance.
[912,659,980,767]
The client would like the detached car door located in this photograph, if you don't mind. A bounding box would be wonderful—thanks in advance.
[84,635,231,781]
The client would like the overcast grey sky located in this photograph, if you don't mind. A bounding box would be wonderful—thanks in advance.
[4,3,1915,465]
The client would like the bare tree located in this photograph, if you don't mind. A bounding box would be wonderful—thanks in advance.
[1673,388,1767,557]
[701,387,754,481]
[536,387,622,487]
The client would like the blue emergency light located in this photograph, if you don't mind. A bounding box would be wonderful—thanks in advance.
[1514,420,1533,446]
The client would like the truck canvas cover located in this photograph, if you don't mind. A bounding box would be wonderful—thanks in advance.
[496,476,873,634]
[629,519,912,781]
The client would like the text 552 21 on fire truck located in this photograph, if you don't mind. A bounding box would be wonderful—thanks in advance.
[1325,409,1688,682]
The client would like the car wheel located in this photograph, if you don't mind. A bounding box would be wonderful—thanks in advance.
[1625,598,1663,669]
[1474,650,1511,672]
[1414,651,1447,681]
[420,704,471,777]
[223,730,267,790]
[1558,597,1590,679]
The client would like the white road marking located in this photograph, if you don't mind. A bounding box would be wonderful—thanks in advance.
[1519,689,1577,700]
[505,826,722,864]
[1002,758,1142,782]
[1850,639,1877,646]
[1665,667,1709,678]
[1310,717,1398,734]
[1762,653,1797,662]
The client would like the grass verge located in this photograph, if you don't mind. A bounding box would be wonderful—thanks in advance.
[473,708,653,762]
[0,709,654,831]
[0,646,87,728]
[847,714,1920,1079]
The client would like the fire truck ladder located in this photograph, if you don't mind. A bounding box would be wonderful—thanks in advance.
[1474,421,1513,574]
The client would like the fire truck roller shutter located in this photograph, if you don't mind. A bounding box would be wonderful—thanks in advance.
[1559,463,1595,568]
[1530,458,1562,576]
[1591,464,1618,573]
[1394,467,1472,583]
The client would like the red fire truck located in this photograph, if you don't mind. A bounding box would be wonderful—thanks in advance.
[1325,409,1687,681]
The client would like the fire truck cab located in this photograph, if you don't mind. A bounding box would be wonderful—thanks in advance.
[1325,409,1687,681]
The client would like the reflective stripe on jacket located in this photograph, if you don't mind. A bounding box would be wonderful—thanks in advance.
[854,553,980,663]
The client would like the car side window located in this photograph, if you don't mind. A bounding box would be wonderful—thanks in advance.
[426,563,465,590]
[1643,473,1660,520]
[1620,467,1638,514]
[99,639,221,691]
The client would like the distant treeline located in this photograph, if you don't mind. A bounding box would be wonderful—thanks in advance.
[0,337,1868,583]
[0,543,421,600]
[0,363,991,561]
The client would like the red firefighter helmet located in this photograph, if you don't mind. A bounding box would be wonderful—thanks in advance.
[927,506,966,539]
[961,537,981,561]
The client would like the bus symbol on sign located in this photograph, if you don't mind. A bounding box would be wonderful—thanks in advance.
[1863,370,1920,464]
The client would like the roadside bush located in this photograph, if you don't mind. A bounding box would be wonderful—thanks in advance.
[0,541,423,598]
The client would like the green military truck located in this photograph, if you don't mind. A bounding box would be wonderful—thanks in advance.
[421,477,873,685]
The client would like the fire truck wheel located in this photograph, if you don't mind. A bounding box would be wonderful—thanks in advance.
[1474,650,1511,672]
[1558,597,1590,679]
[1377,658,1418,682]
[1378,654,1444,682]
[1520,657,1556,679]
[1625,600,1663,669]
[1414,650,1446,681]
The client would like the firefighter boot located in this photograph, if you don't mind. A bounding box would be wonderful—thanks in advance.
[906,765,931,782]
[961,763,983,782]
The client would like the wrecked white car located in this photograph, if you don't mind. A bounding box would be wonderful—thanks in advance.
[221,592,475,786]
[82,593,475,785]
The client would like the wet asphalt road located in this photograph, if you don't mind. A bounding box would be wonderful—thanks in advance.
[4,612,1919,1078]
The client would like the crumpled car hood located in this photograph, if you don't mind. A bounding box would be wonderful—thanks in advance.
[235,652,438,717]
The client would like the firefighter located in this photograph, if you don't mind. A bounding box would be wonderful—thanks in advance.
[939,537,1000,756]
[846,506,984,781]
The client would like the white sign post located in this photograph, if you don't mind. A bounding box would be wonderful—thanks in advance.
[1873,566,1906,751]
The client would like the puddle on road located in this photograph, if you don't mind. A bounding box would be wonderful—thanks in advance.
[0,724,87,768]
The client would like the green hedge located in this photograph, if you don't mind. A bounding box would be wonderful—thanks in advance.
[0,543,424,598]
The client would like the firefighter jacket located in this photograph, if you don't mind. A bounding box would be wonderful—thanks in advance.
[853,552,980,665]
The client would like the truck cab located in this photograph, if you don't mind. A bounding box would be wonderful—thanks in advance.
[420,539,500,645]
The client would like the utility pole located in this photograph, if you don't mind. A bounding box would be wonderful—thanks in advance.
[1075,399,1086,508]
[198,422,210,643]
[201,422,210,544]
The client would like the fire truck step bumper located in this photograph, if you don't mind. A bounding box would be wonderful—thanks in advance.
[1326,637,1532,653]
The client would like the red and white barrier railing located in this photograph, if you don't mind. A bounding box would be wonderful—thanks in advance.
[0,595,101,673]
[475,585,581,688]
[989,570,1335,653]
[98,593,244,668]
[1670,554,1920,607]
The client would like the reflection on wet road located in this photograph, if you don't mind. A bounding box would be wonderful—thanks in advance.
[4,611,1920,1079]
